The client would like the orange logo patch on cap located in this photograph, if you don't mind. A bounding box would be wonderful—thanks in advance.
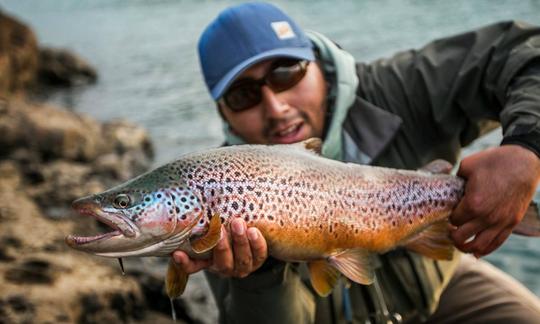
[271,21,296,40]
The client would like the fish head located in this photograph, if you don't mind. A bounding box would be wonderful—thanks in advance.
[65,167,203,257]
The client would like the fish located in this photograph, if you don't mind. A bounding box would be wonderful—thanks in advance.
[65,138,540,299]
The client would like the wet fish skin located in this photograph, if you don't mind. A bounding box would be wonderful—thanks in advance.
[67,139,463,257]
[66,139,469,296]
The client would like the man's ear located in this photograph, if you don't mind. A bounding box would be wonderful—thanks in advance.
[216,101,226,120]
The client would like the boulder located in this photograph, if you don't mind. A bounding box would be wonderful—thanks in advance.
[0,10,39,96]
[0,162,147,323]
[37,47,97,87]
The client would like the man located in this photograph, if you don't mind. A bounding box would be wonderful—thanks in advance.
[173,2,540,323]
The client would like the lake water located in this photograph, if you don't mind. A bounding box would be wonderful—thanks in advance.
[2,0,539,296]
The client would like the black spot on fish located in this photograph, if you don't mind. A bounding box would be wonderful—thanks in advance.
[232,201,239,210]
[157,194,162,199]
[226,186,233,193]
[181,197,187,203]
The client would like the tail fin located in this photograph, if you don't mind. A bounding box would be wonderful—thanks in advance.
[513,202,540,237]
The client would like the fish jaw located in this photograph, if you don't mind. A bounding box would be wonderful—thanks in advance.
[65,196,145,255]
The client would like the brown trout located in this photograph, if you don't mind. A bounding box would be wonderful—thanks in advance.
[66,138,540,298]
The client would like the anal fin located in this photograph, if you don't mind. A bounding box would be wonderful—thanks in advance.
[328,248,375,285]
[403,220,455,260]
[308,260,340,297]
[190,213,222,253]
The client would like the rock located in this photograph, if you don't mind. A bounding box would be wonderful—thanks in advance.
[103,120,154,159]
[0,98,153,209]
[0,99,107,161]
[0,178,148,323]
[25,160,104,209]
[0,10,39,96]
[0,10,214,324]
[37,47,97,87]
[4,259,60,285]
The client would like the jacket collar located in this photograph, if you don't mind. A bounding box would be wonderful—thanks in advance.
[342,96,402,164]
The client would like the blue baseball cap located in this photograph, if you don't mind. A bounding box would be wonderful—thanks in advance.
[198,2,315,100]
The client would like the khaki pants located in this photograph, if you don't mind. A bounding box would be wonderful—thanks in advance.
[426,254,540,323]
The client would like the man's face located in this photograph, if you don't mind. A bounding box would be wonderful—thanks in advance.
[219,59,328,144]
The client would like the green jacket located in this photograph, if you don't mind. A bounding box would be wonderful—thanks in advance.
[207,20,540,324]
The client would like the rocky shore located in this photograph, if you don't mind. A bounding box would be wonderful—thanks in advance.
[0,10,215,324]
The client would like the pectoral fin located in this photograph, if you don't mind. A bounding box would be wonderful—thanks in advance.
[328,248,375,285]
[403,220,455,260]
[166,258,188,299]
[308,260,341,297]
[190,213,222,254]
[513,202,540,237]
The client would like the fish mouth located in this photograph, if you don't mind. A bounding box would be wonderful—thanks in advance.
[65,199,138,249]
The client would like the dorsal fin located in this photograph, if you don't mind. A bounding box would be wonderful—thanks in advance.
[295,138,322,154]
[419,159,453,174]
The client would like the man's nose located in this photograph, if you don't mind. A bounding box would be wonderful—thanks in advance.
[260,85,289,117]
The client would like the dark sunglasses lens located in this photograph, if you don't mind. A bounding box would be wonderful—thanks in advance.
[225,83,262,111]
[267,60,308,92]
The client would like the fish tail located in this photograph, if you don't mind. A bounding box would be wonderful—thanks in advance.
[513,202,540,237]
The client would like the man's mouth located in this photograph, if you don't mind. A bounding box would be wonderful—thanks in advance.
[270,121,306,144]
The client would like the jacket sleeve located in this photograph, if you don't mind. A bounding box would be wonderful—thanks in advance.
[205,260,316,324]
[359,20,540,154]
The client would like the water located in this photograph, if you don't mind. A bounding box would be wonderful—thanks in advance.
[2,0,539,295]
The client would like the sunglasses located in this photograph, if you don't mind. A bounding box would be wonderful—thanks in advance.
[220,59,310,112]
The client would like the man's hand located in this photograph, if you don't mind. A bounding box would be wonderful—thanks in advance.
[172,218,268,278]
[450,145,540,257]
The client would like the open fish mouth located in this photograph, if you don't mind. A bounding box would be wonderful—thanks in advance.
[65,199,137,248]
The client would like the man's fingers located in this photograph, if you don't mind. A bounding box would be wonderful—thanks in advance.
[248,227,268,270]
[211,226,234,274]
[458,227,498,254]
[449,201,474,227]
[231,218,252,277]
[172,251,212,274]
[479,227,513,256]
[450,220,484,247]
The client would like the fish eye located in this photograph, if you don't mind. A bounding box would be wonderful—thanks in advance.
[113,194,131,209]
